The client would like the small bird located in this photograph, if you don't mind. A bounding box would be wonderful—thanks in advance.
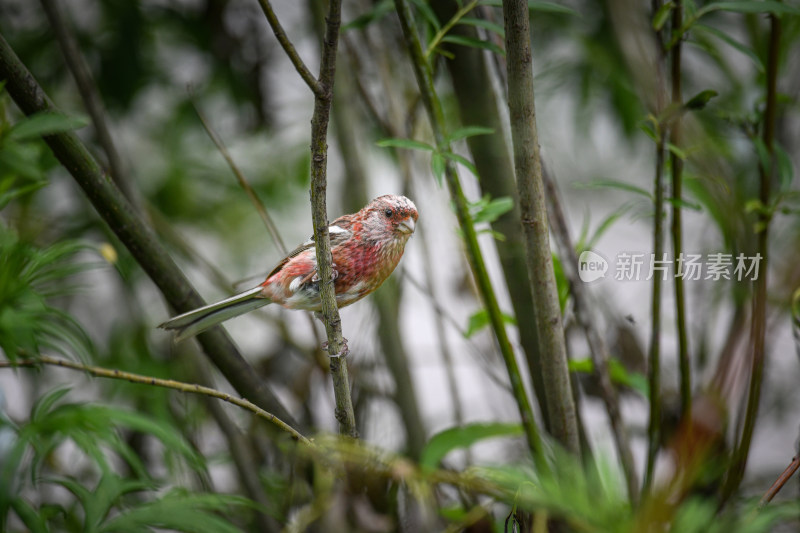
[159,195,418,341]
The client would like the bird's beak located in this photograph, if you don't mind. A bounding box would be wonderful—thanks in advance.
[398,218,416,235]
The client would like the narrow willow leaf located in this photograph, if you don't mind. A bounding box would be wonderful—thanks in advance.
[457,16,505,37]
[704,0,800,16]
[447,126,495,143]
[430,152,445,186]
[694,24,764,72]
[464,308,515,338]
[479,0,580,16]
[440,150,479,178]
[409,0,441,30]
[10,498,50,533]
[666,142,688,160]
[440,34,505,56]
[420,422,524,471]
[8,112,88,141]
[342,0,393,30]
[684,89,718,110]
[574,179,653,200]
[376,138,435,152]
[653,1,675,30]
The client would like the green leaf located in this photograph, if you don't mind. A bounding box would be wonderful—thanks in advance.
[653,1,675,31]
[342,0,393,30]
[457,17,505,37]
[703,1,800,16]
[775,143,794,192]
[376,138,435,152]
[468,195,514,224]
[464,308,516,338]
[447,126,495,143]
[8,112,88,141]
[479,0,579,16]
[0,143,46,180]
[574,179,653,200]
[583,204,631,249]
[694,24,764,72]
[10,497,50,533]
[409,0,441,30]
[684,89,718,110]
[569,358,649,397]
[666,142,687,160]
[440,34,505,56]
[465,309,490,338]
[666,197,702,211]
[552,253,569,312]
[0,180,47,210]
[430,152,445,186]
[31,387,73,423]
[98,491,251,533]
[420,422,524,471]
[440,150,479,178]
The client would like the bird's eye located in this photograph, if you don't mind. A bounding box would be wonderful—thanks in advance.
[384,208,394,218]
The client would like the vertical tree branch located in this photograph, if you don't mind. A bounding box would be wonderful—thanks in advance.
[393,0,548,472]
[644,132,667,494]
[501,0,579,454]
[669,0,691,420]
[305,0,356,438]
[320,4,425,453]
[429,0,551,431]
[543,168,639,501]
[255,0,322,97]
[722,13,780,501]
[0,32,298,431]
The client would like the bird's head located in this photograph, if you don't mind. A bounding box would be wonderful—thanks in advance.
[362,195,418,242]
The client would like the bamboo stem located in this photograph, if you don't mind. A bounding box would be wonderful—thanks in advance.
[393,0,547,472]
[669,0,691,420]
[501,0,579,455]
[721,13,780,502]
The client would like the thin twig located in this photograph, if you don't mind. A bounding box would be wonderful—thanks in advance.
[543,167,639,502]
[669,0,691,420]
[189,97,326,358]
[722,13,780,502]
[643,5,670,491]
[1,356,311,445]
[759,456,800,507]
[255,0,323,97]
[306,0,356,438]
[425,0,478,60]
[644,131,667,493]
[0,32,298,429]
[191,100,288,255]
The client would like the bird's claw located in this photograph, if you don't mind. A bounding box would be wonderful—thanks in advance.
[311,263,338,283]
[322,337,349,358]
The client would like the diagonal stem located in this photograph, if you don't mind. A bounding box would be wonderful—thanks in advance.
[2,356,310,445]
[394,0,547,473]
[0,31,298,431]
[255,0,323,97]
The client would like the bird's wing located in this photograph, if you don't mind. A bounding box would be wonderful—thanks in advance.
[264,223,353,280]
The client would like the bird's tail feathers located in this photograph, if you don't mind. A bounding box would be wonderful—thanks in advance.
[159,286,270,341]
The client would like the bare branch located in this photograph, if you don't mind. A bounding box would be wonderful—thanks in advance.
[256,0,323,97]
